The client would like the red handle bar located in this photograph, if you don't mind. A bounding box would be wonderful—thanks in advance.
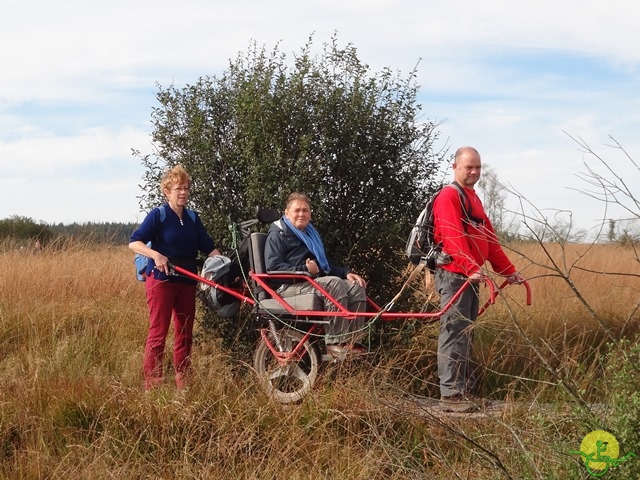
[477,278,532,316]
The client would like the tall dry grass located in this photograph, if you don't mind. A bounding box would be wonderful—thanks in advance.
[0,240,638,479]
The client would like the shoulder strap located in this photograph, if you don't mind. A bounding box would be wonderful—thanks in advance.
[185,208,196,223]
[158,205,196,223]
[448,181,484,226]
[448,181,467,214]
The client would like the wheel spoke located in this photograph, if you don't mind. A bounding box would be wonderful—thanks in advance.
[290,365,311,388]
[267,364,294,380]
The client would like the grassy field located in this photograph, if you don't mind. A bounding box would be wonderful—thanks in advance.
[1,240,638,479]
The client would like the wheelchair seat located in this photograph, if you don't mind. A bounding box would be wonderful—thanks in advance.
[248,232,323,315]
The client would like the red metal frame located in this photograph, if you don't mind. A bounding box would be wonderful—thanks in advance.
[172,264,532,366]
[259,327,321,365]
[172,264,531,322]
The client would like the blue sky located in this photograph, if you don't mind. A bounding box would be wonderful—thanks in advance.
[2,0,638,237]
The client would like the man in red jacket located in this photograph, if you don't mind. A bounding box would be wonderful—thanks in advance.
[433,146,523,413]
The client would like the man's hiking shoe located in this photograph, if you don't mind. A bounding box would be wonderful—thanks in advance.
[440,395,478,413]
[440,394,491,413]
[467,395,492,408]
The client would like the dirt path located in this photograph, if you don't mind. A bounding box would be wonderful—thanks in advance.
[379,395,512,419]
[377,394,608,420]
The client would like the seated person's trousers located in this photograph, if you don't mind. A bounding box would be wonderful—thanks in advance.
[278,276,367,345]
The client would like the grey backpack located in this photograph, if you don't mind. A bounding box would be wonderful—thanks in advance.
[405,182,469,271]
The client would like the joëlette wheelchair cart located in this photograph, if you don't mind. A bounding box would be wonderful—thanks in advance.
[171,207,532,403]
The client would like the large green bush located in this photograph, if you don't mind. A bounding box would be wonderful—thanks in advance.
[134,34,448,299]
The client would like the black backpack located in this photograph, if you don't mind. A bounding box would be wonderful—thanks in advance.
[405,181,473,271]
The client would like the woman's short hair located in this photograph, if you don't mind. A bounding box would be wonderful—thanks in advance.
[161,165,191,192]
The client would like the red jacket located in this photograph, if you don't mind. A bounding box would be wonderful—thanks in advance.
[433,184,517,277]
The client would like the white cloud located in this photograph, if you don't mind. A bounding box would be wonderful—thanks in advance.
[1,0,639,232]
[1,127,147,172]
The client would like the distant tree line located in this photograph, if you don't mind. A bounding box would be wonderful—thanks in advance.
[0,215,137,247]
[49,221,138,244]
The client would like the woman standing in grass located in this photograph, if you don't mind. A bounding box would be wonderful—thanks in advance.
[129,165,220,391]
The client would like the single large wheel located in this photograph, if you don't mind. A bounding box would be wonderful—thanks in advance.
[253,328,320,403]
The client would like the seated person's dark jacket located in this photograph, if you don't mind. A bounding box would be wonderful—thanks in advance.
[264,220,350,284]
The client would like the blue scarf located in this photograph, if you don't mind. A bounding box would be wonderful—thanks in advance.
[281,216,331,273]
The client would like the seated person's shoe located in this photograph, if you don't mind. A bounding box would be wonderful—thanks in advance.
[326,343,367,357]
[325,344,345,358]
[345,343,367,354]
[439,394,480,413]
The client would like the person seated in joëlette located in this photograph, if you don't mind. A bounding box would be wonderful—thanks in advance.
[264,192,368,357]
